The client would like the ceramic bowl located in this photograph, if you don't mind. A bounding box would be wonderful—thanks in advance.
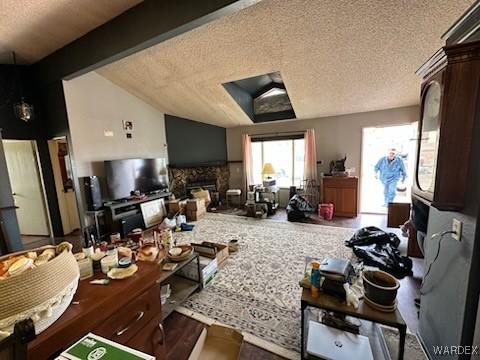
[363,270,400,306]
[167,245,193,262]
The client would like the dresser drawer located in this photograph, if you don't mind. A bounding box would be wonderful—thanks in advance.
[126,314,166,359]
[93,285,161,344]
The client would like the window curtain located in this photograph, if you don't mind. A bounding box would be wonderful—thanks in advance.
[304,128,318,181]
[242,134,253,191]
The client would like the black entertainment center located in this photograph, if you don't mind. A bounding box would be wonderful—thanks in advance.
[103,191,171,237]
[83,157,171,239]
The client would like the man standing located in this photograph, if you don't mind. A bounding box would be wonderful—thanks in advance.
[374,149,407,206]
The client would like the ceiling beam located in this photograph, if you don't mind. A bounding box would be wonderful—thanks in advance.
[33,0,259,85]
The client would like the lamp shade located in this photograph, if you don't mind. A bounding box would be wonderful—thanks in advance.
[262,163,276,176]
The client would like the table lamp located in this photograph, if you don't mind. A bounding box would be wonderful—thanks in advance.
[262,163,276,188]
[262,163,275,179]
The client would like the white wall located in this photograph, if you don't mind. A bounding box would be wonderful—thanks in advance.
[63,72,168,178]
[227,105,419,204]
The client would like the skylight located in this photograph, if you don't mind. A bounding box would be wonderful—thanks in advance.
[253,88,292,115]
[222,71,296,123]
[258,87,285,98]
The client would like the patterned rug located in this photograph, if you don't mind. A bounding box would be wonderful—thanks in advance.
[382,327,426,360]
[174,213,355,354]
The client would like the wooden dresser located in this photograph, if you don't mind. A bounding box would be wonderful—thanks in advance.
[322,177,358,218]
[28,255,200,360]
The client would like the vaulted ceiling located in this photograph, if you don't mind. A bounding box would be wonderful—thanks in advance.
[96,0,473,128]
[0,0,142,63]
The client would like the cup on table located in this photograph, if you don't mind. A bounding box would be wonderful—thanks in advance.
[110,232,121,243]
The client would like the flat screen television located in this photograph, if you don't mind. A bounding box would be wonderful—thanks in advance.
[104,158,169,200]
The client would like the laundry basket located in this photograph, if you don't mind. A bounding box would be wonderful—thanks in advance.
[0,243,79,339]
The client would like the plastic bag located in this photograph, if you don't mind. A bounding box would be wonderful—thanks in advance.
[352,243,412,278]
[346,226,411,278]
[345,226,400,248]
[286,195,314,222]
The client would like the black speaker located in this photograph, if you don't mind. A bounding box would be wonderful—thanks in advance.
[82,176,103,211]
[120,213,145,238]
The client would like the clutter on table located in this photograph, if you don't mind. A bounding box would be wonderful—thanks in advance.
[299,256,362,309]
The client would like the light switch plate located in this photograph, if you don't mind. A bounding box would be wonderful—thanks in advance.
[452,218,462,241]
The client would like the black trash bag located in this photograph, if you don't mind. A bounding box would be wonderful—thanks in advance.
[345,226,400,248]
[352,243,412,279]
[286,194,314,222]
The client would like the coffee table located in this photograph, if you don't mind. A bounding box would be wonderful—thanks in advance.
[301,289,407,359]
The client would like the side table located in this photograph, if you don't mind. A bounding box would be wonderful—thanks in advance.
[300,289,406,359]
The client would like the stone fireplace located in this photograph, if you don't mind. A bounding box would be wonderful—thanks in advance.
[168,164,230,200]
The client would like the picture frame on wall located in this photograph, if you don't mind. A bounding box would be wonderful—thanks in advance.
[123,120,133,131]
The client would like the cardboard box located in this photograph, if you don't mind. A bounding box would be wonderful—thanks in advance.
[187,207,206,221]
[187,198,206,211]
[177,256,218,288]
[191,189,211,207]
[58,333,154,360]
[192,242,229,267]
[188,325,243,360]
[169,199,187,214]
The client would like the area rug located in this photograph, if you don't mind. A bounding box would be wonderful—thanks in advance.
[174,213,355,355]
[381,327,426,360]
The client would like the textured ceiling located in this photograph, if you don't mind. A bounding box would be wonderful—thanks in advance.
[0,0,142,63]
[97,0,474,128]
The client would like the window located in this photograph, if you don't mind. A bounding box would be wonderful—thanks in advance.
[251,138,305,187]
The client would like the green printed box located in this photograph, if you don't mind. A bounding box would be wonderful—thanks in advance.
[58,333,154,360]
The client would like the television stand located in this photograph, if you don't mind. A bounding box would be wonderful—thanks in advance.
[104,191,171,236]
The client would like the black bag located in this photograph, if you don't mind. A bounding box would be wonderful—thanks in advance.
[345,226,400,248]
[286,195,314,222]
[346,227,412,278]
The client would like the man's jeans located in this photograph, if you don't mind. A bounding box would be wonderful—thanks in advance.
[383,180,398,205]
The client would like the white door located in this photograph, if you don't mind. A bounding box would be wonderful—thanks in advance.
[48,139,80,235]
[3,140,50,236]
[360,124,417,214]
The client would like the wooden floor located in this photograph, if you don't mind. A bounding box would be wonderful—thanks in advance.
[163,312,285,359]
[217,206,388,229]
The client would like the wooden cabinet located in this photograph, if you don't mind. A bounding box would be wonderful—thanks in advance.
[387,202,411,228]
[126,315,165,358]
[322,177,358,217]
[413,41,480,210]
[93,286,166,359]
[92,285,161,344]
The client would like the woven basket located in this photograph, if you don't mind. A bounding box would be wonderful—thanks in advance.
[0,244,79,338]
